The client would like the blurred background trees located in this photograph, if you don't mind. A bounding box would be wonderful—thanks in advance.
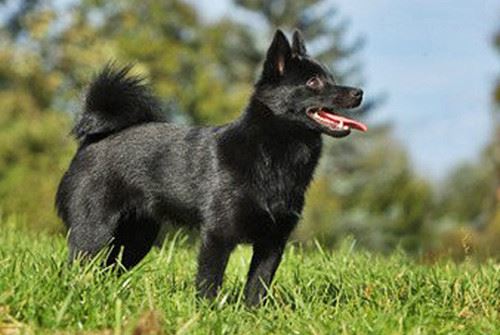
[423,24,500,259]
[0,0,498,259]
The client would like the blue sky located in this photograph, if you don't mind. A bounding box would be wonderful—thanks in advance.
[189,0,500,181]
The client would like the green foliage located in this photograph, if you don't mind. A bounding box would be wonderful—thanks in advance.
[0,29,75,232]
[1,223,499,334]
[479,24,500,257]
[437,162,495,224]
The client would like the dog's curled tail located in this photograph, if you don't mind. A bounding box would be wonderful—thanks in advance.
[72,64,165,144]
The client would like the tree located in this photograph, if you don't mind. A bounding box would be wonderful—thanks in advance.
[483,25,500,255]
[429,25,500,259]
[0,1,75,231]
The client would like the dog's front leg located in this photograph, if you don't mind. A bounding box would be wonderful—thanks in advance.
[244,239,287,306]
[195,232,234,300]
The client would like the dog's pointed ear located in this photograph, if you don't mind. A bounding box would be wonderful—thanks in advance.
[291,29,307,56]
[262,29,292,79]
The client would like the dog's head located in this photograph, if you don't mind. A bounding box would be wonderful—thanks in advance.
[255,29,367,138]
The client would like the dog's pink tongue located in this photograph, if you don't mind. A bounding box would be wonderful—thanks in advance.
[318,111,368,132]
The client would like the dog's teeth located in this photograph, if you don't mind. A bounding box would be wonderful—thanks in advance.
[343,126,349,130]
[339,121,344,128]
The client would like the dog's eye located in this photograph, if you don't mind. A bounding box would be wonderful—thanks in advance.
[306,77,323,90]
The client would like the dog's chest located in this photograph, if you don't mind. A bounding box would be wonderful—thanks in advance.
[251,141,320,216]
[217,127,322,226]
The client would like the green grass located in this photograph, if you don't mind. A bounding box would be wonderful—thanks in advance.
[0,220,499,334]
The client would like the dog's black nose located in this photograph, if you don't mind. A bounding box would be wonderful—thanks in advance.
[350,89,363,99]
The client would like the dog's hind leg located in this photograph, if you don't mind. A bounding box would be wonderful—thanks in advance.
[67,215,119,265]
[68,211,159,270]
[106,211,160,269]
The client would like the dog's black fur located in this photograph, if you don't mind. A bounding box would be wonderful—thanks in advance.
[56,30,364,305]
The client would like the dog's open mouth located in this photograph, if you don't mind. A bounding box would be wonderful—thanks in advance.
[306,107,367,133]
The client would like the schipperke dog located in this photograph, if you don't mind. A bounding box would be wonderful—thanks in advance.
[56,29,366,305]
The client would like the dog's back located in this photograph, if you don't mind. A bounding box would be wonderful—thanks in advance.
[57,123,212,225]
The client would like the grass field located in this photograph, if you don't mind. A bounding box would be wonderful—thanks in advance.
[1,219,499,334]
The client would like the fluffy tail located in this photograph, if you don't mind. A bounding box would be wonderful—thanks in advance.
[72,64,165,144]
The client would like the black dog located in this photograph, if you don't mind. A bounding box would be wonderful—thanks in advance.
[56,29,366,305]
